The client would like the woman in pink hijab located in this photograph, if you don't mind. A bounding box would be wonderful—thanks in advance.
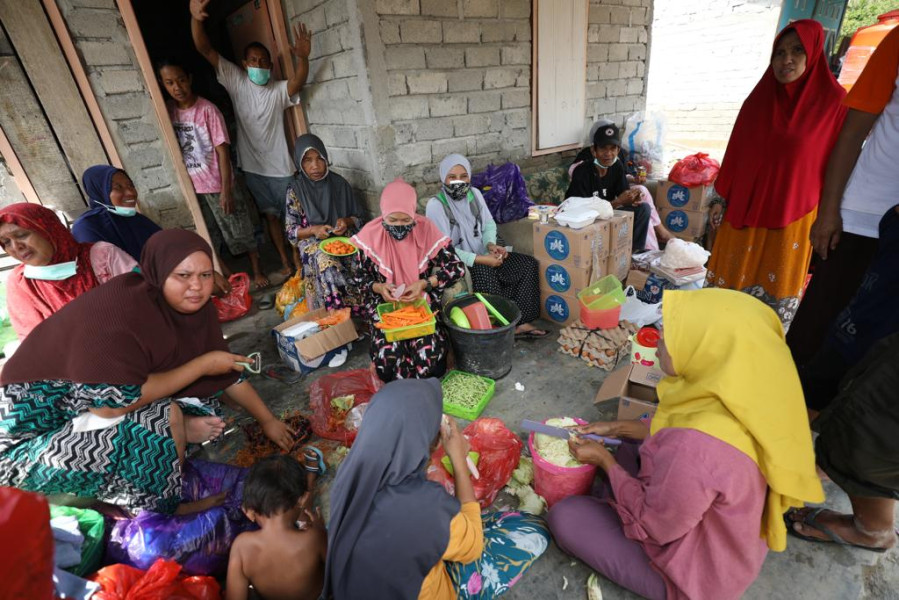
[352,178,465,381]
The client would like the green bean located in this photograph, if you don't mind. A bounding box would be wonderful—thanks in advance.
[442,373,491,410]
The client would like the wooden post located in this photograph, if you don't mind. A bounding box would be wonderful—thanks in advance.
[267,0,308,139]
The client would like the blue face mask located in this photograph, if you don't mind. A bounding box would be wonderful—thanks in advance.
[24,261,78,281]
[594,156,618,169]
[107,205,137,217]
[247,67,271,86]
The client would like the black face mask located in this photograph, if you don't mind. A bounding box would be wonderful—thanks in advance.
[382,221,414,241]
[443,180,470,202]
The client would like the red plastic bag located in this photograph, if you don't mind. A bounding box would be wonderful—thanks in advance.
[427,418,523,509]
[667,153,720,187]
[211,273,252,322]
[0,487,54,600]
[91,559,221,600]
[309,368,383,445]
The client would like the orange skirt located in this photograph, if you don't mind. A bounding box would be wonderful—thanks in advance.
[706,210,816,325]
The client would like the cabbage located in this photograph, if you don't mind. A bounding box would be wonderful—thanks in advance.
[534,417,581,467]
[511,456,534,486]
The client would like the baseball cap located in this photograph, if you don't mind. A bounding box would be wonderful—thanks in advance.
[593,123,621,147]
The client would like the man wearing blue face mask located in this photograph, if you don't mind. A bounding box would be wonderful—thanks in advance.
[190,0,311,279]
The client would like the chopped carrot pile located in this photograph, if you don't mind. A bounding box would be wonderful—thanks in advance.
[315,308,351,329]
[376,304,433,329]
[323,240,356,255]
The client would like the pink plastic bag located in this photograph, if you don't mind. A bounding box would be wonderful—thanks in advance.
[528,418,597,507]
[667,153,720,187]
[427,418,522,509]
[211,273,251,322]
[309,368,383,445]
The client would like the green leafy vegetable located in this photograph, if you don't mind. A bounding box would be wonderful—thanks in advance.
[330,395,355,412]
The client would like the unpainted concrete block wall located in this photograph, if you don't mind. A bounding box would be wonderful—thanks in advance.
[53,0,195,229]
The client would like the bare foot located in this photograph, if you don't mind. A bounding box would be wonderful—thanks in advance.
[515,323,549,337]
[252,273,271,291]
[788,508,896,550]
[184,416,226,444]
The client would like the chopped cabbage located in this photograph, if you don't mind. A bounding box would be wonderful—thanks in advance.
[534,417,580,467]
[511,456,534,486]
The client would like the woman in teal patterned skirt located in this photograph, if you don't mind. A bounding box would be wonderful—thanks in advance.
[0,229,294,515]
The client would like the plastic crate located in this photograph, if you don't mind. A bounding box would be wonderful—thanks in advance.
[375,298,437,342]
[441,370,496,420]
[577,275,624,310]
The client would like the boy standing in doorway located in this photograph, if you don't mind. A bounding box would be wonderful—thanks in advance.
[190,0,311,278]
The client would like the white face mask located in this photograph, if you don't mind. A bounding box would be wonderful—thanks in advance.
[24,260,78,281]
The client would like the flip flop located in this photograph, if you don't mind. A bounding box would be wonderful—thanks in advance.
[303,446,327,475]
[784,507,892,553]
[515,329,550,340]
[258,293,275,310]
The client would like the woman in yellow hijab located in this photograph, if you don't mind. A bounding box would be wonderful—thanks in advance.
[547,288,823,600]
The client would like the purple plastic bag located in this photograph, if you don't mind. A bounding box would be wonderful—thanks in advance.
[106,460,254,576]
[471,162,533,224]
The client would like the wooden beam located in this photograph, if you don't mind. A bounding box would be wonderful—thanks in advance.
[114,0,217,265]
[267,0,307,139]
[0,0,107,195]
[0,123,40,205]
[40,0,122,168]
[0,56,84,211]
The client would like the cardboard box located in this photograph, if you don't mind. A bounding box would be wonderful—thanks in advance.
[537,259,594,296]
[540,291,581,327]
[626,269,649,291]
[606,248,631,283]
[657,180,713,212]
[273,308,357,367]
[594,363,663,420]
[609,210,634,252]
[533,220,612,268]
[660,207,709,240]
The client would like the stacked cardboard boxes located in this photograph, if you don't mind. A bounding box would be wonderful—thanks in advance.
[656,181,713,242]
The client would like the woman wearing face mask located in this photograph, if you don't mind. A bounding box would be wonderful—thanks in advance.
[0,229,295,516]
[352,179,465,382]
[706,20,847,328]
[426,154,547,338]
[72,165,163,262]
[0,203,137,339]
[286,134,364,311]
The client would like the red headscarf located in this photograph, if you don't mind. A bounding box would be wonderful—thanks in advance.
[352,179,450,286]
[1,229,239,398]
[715,20,847,230]
[0,203,99,339]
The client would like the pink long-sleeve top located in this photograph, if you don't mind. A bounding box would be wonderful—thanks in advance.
[608,428,769,600]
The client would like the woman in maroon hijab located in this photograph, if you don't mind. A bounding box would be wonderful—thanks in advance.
[0,229,293,515]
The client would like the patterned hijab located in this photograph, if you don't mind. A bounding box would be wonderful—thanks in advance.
[1,229,238,398]
[0,203,99,339]
[288,134,360,227]
[323,379,460,599]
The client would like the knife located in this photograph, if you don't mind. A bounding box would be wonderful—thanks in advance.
[521,420,622,446]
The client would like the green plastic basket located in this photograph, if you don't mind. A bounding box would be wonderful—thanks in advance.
[441,370,496,420]
[376,298,436,342]
[577,275,624,310]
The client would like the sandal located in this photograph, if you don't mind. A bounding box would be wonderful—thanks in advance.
[784,507,893,553]
[303,446,327,475]
[258,293,275,310]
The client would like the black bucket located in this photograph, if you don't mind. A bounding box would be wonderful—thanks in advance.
[443,294,521,379]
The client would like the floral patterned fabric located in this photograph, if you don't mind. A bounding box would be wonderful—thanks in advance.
[524,166,571,206]
[446,512,550,599]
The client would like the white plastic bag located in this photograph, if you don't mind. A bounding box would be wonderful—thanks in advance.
[659,239,710,269]
[621,112,667,177]
[556,196,614,221]
[619,286,663,327]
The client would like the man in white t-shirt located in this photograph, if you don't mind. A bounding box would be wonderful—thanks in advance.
[191,0,311,277]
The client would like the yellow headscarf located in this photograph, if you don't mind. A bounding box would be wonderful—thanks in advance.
[652,288,823,551]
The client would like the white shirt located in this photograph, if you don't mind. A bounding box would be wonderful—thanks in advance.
[216,58,300,177]
[840,67,899,239]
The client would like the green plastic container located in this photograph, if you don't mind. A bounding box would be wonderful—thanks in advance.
[49,505,105,576]
[376,298,436,342]
[577,275,624,310]
[441,370,496,420]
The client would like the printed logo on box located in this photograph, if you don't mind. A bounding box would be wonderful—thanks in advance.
[544,264,571,293]
[545,294,570,322]
[666,184,690,208]
[544,230,570,261]
[664,210,688,233]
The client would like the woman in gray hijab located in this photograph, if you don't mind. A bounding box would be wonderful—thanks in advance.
[425,154,547,338]
[323,379,549,599]
[285,133,364,311]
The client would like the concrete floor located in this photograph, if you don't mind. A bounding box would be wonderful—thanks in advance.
[203,295,899,600]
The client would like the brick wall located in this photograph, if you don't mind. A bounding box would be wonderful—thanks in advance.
[645,0,781,154]
[54,0,195,229]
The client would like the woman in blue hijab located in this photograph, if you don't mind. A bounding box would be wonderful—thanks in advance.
[73,166,163,261]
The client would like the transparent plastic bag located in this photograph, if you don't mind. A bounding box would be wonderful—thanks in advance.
[309,369,383,445]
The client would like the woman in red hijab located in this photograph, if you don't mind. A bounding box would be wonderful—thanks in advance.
[352,178,465,381]
[706,20,847,327]
[0,203,136,339]
[0,229,294,515]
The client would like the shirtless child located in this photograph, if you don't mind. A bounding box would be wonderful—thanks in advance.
[226,453,326,600]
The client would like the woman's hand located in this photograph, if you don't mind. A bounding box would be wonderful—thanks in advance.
[373,282,399,303]
[201,351,251,376]
[810,211,843,260]
[212,271,231,297]
[441,417,470,465]
[708,204,725,230]
[312,224,333,240]
[487,243,508,259]
[574,420,648,441]
[262,418,296,452]
[332,218,352,235]
[568,436,616,471]
[476,254,503,268]
[399,279,428,302]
